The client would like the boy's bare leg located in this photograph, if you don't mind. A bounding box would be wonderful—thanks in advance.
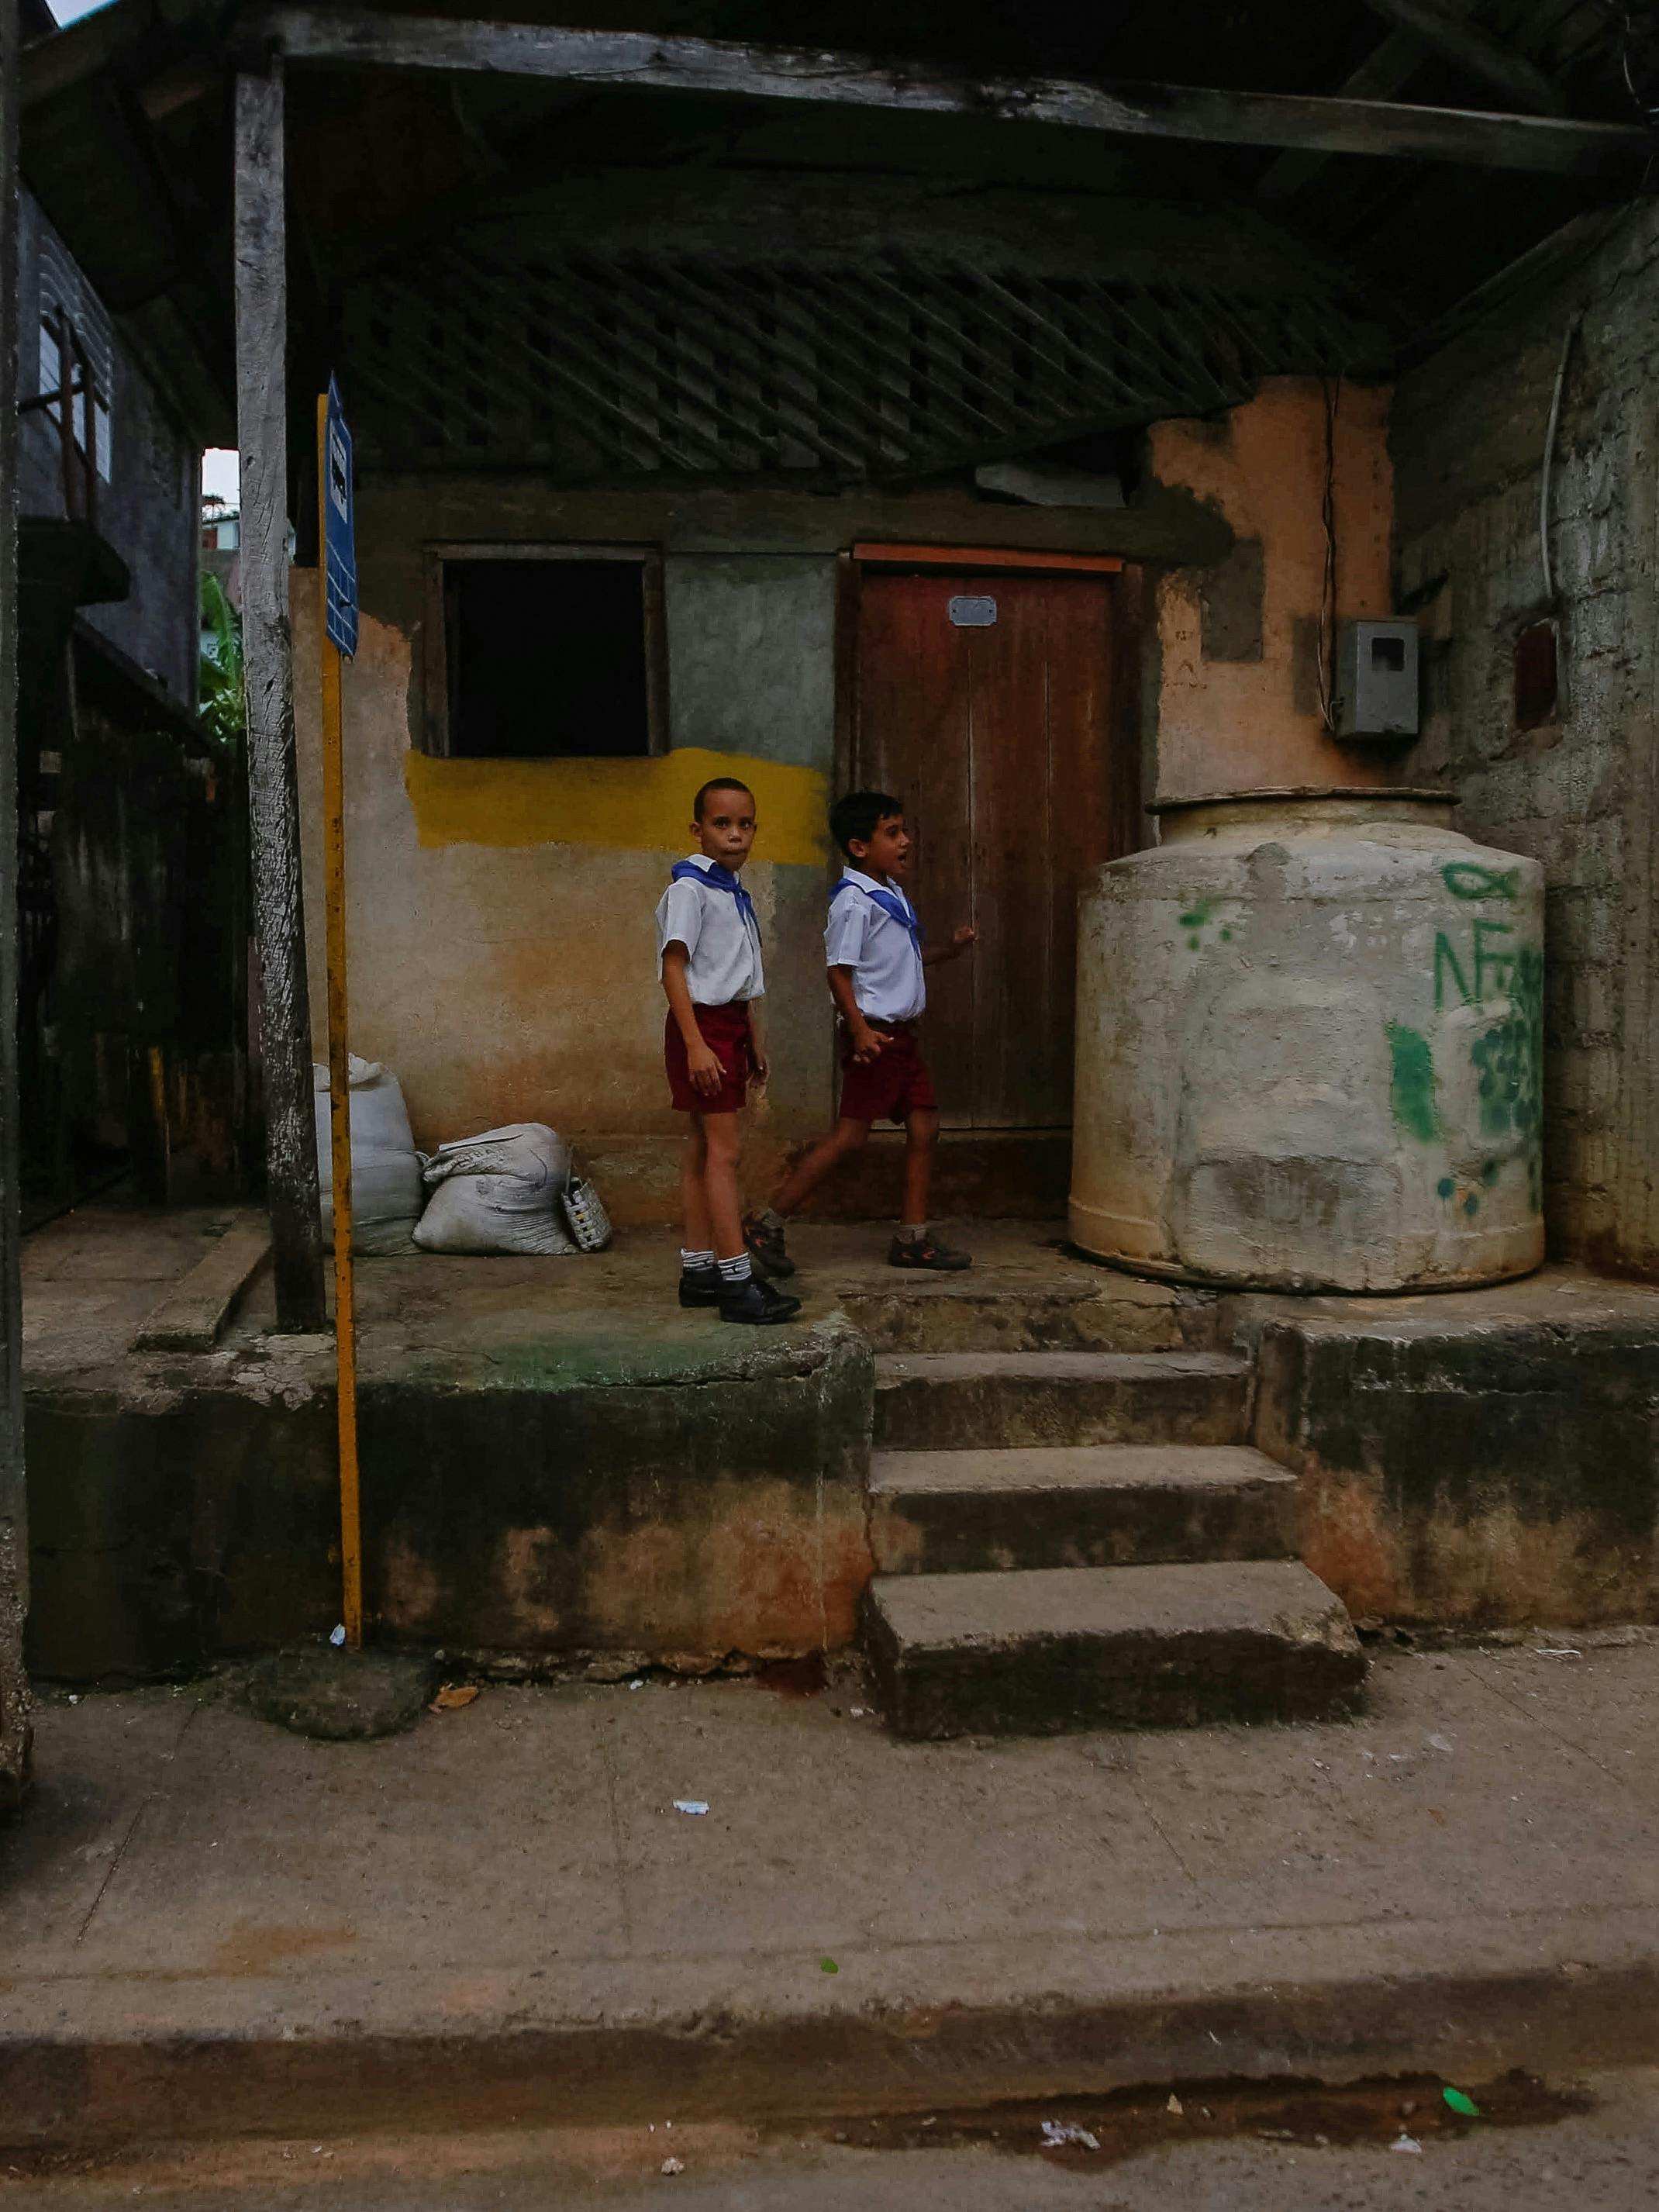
[700,1110,746,1261]
[680,1120,714,1255]
[901,1106,939,1228]
[768,1116,870,1219]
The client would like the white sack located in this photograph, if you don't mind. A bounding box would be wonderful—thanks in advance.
[412,1122,576,1256]
[314,1055,424,1256]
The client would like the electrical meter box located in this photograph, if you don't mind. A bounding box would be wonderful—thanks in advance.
[1336,618,1419,740]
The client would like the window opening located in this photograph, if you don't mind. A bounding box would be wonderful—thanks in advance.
[433,554,660,759]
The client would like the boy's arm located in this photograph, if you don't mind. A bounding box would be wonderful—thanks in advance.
[747,998,769,1088]
[661,945,724,1096]
[923,924,978,969]
[830,965,885,1061]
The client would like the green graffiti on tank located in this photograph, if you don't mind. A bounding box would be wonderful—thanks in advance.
[1387,1021,1440,1143]
[1471,944,1543,1147]
[1442,862,1520,902]
[1178,895,1238,954]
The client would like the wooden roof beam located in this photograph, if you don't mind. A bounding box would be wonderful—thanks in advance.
[260,9,1650,177]
[1357,0,1565,116]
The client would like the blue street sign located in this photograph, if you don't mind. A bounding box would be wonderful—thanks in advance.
[323,375,357,658]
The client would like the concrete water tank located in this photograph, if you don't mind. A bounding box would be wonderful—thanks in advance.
[1070,792,1544,1292]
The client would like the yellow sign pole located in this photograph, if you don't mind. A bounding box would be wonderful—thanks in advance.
[317,392,362,1649]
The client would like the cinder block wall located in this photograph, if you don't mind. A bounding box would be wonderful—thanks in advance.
[1392,204,1659,1275]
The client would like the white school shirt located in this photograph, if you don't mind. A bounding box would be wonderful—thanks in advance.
[825,868,926,1023]
[654,854,764,1006]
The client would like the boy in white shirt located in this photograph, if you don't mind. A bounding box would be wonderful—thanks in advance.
[744,789,976,1276]
[657,778,801,1325]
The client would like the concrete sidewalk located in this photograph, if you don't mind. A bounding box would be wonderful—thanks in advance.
[5,1640,1659,2148]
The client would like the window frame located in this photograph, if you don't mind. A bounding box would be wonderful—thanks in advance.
[420,541,667,761]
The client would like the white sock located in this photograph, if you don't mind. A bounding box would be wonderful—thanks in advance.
[681,1248,715,1272]
[717,1253,753,1285]
[897,1223,927,1244]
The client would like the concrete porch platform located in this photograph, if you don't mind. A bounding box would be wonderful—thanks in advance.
[22,1203,1659,1684]
[5,1641,1659,2148]
[22,1207,1215,1682]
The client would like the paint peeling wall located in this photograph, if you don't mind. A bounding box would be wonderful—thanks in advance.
[1391,204,1659,1273]
[1149,377,1395,804]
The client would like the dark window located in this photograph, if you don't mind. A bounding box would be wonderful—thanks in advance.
[436,555,658,758]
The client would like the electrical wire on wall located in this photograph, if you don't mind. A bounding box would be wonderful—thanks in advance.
[1314,374,1341,734]
[1591,0,1659,130]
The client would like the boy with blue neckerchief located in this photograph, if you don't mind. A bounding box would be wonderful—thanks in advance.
[743,789,976,1278]
[657,778,800,1325]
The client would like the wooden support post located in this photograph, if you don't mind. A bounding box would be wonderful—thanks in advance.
[0,0,33,1815]
[316,395,362,1649]
[234,61,325,1332]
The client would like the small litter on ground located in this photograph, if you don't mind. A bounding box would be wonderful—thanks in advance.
[1443,2087,1481,2118]
[672,1800,709,1816]
[1391,2133,1423,2154]
[1040,2121,1100,2151]
[820,1958,839,1973]
[660,2156,685,2176]
[1166,2094,1183,2116]
[428,1684,479,1713]
[329,1624,346,1648]
[1534,1646,1582,1658]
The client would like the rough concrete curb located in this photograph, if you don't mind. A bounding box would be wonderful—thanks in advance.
[2,1907,1657,2150]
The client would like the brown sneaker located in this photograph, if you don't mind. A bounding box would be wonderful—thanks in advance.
[743,1213,795,1278]
[888,1233,972,1272]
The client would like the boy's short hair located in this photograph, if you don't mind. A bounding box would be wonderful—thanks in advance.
[830,789,903,859]
[692,777,755,820]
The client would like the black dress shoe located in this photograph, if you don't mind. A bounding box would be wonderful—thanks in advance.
[718,1275,802,1325]
[742,1213,796,1277]
[678,1265,723,1308]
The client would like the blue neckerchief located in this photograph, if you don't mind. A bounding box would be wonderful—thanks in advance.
[671,858,760,939]
[830,874,923,944]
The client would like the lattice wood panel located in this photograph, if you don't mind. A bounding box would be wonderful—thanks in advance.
[343,244,1366,477]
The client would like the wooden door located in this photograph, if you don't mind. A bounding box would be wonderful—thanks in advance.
[853,567,1125,1130]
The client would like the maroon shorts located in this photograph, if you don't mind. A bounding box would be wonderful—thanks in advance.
[666,1001,754,1116]
[839,1022,937,1126]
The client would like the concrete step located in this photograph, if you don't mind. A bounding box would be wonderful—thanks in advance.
[868,1444,1299,1574]
[865,1560,1367,1739]
[840,1275,1223,1354]
[872,1350,1250,1451]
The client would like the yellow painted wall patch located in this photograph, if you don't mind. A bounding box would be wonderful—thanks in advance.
[405,747,829,868]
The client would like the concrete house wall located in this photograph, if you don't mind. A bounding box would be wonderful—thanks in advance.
[291,372,1397,1223]
[1392,202,1659,1275]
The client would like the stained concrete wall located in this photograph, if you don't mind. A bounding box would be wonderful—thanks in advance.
[1391,204,1659,1273]
[291,508,841,1224]
[1148,378,1395,805]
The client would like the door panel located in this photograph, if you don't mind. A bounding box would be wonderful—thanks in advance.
[852,572,977,1124]
[853,565,1121,1130]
